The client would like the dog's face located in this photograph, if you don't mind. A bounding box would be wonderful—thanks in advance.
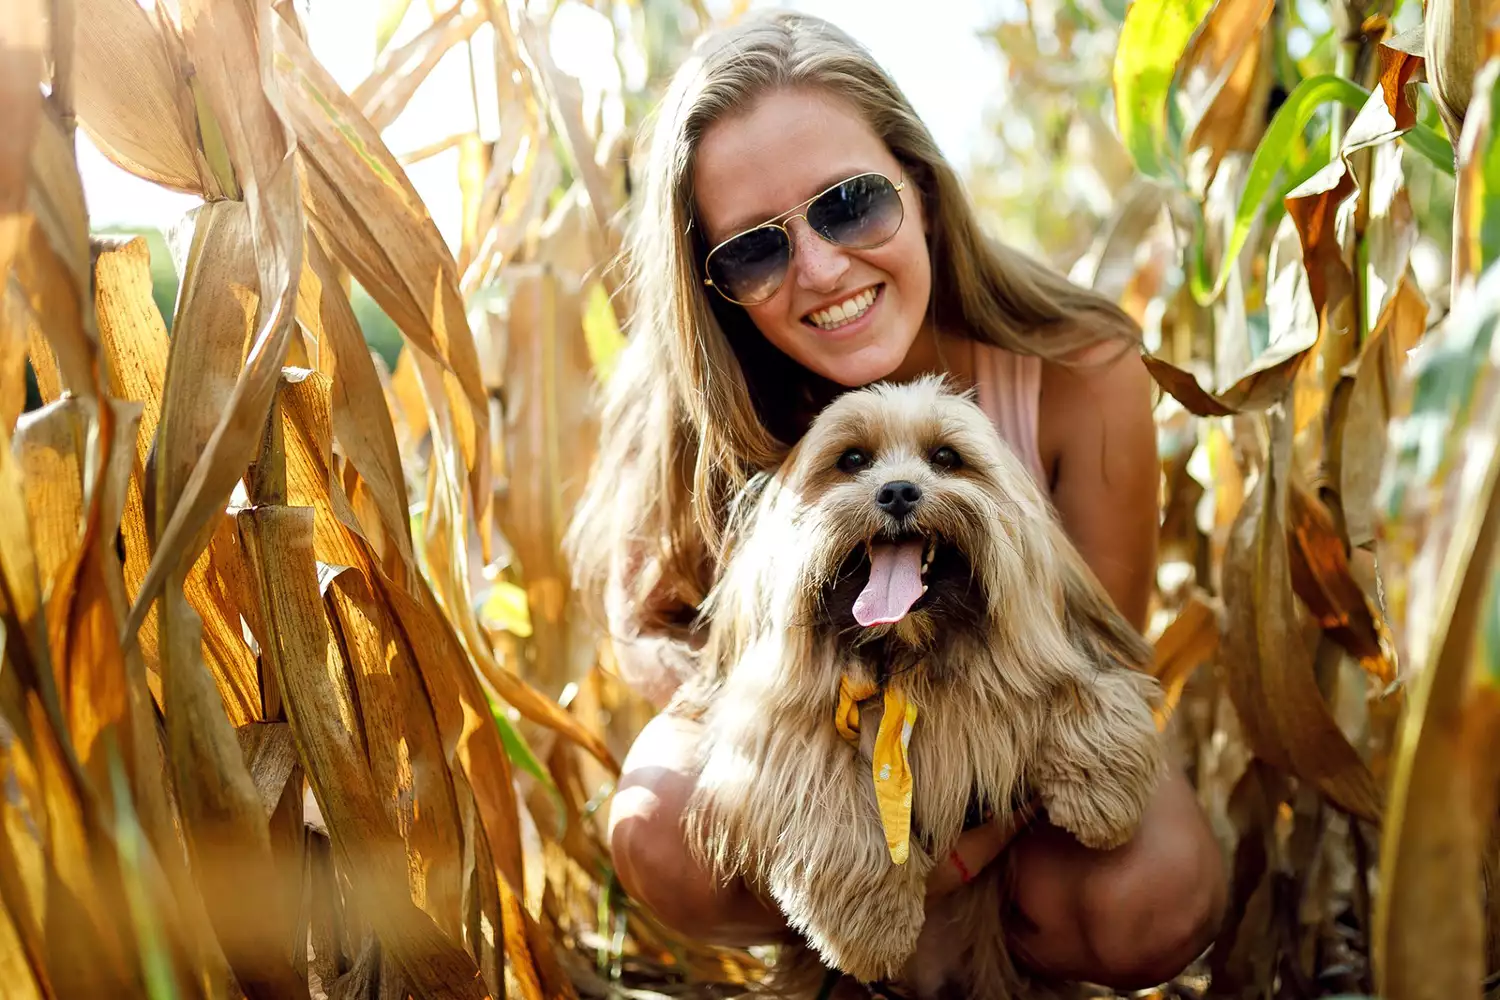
[710,376,1065,678]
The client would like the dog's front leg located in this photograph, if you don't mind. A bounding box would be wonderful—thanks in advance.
[688,700,931,983]
[763,748,934,986]
[1034,668,1165,851]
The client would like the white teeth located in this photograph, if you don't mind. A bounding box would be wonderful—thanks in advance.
[807,287,878,330]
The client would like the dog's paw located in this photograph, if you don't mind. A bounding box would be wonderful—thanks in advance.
[775,854,929,985]
[803,891,926,984]
[1041,778,1141,851]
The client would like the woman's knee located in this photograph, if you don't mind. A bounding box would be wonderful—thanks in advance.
[607,714,789,945]
[609,715,756,935]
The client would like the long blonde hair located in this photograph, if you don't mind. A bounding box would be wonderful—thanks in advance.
[566,10,1140,629]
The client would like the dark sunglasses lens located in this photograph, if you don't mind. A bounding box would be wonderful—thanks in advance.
[706,225,792,303]
[808,174,904,248]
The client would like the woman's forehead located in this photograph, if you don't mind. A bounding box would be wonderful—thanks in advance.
[692,88,895,242]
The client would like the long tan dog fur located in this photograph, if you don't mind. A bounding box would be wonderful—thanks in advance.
[673,377,1166,998]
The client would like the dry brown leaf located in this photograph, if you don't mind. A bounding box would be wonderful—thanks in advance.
[1286,478,1391,679]
[128,0,307,643]
[299,234,415,578]
[0,289,31,435]
[14,121,99,402]
[389,346,432,448]
[1379,30,1426,131]
[74,0,206,196]
[381,577,575,1000]
[160,584,306,998]
[94,235,172,680]
[0,0,45,281]
[324,568,465,935]
[1259,411,1382,822]
[236,502,489,1000]
[350,2,487,132]
[495,267,604,696]
[127,159,305,642]
[268,12,490,552]
[183,514,263,727]
[1150,591,1220,724]
[1174,0,1275,178]
[1340,278,1428,548]
[1220,461,1295,771]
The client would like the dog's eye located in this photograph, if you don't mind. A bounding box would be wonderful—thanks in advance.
[837,448,871,474]
[930,446,962,470]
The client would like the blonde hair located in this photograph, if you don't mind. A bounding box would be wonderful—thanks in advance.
[566,10,1140,632]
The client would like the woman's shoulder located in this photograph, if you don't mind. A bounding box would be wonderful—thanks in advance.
[1036,333,1155,484]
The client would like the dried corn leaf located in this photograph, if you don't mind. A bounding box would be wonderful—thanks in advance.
[1259,411,1383,821]
[94,235,172,679]
[160,583,306,999]
[1171,0,1274,178]
[0,0,44,280]
[1374,266,1500,1000]
[389,347,432,450]
[1144,268,1320,418]
[0,289,31,435]
[1341,278,1427,549]
[236,502,488,1000]
[350,2,487,133]
[496,266,604,697]
[14,117,100,401]
[183,515,263,727]
[1286,480,1389,674]
[1379,31,1426,131]
[74,0,205,196]
[268,13,490,548]
[380,577,574,1000]
[1150,591,1220,724]
[324,567,465,935]
[299,234,414,577]
[128,0,307,641]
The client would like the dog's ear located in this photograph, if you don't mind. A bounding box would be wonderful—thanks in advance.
[697,468,778,674]
[1056,539,1154,676]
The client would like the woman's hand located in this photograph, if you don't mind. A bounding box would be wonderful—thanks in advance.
[924,809,1028,902]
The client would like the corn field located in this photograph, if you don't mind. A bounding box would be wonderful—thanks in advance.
[0,0,1495,997]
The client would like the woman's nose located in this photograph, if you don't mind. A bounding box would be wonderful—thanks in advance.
[786,217,850,291]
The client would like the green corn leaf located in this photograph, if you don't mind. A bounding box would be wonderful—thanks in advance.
[1112,0,1216,179]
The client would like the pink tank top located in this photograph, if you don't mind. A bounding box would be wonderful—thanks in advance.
[969,340,1049,489]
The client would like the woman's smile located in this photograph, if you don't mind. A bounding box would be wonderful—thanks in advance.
[803,283,883,336]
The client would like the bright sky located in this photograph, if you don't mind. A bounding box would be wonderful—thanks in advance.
[79,1,1016,242]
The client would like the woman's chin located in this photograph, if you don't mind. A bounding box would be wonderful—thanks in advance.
[812,343,915,388]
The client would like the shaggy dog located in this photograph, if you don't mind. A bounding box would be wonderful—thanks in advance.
[675,377,1165,999]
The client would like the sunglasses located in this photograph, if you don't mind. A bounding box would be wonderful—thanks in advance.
[701,170,906,306]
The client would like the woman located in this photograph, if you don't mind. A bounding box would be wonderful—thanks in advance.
[566,10,1226,993]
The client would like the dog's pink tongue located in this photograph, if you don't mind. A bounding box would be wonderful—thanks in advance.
[853,540,925,627]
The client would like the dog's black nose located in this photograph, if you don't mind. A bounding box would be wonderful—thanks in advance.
[876,480,922,519]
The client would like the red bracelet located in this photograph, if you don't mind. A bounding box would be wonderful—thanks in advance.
[949,848,973,884]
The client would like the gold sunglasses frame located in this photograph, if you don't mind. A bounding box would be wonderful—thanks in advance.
[701,170,906,306]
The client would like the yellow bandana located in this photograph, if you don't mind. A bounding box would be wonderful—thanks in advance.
[836,675,918,865]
